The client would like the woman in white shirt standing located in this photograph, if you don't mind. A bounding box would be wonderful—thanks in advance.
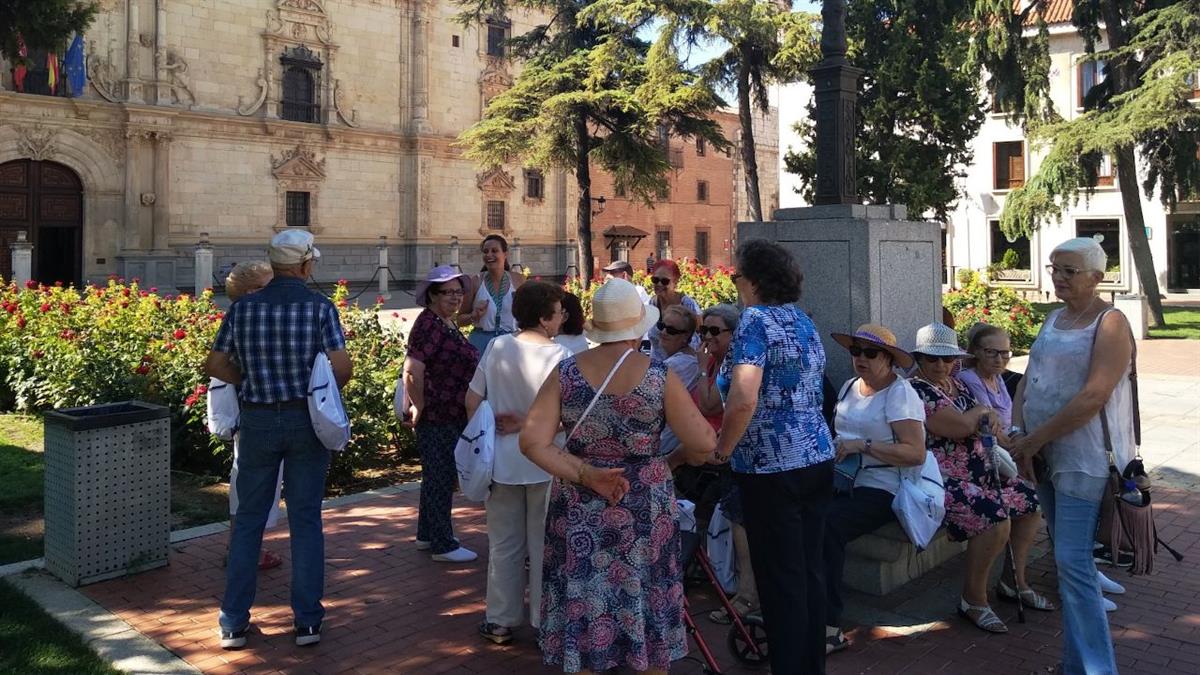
[464,234,527,354]
[466,281,572,646]
[553,292,591,355]
[822,324,927,655]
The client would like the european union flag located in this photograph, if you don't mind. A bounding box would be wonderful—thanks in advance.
[64,34,86,98]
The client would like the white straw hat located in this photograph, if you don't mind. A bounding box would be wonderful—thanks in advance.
[584,278,659,344]
[912,322,970,358]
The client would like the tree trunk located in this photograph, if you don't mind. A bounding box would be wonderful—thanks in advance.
[1098,0,1166,326]
[737,60,763,222]
[574,111,596,288]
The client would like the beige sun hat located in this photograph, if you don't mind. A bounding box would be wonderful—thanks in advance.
[584,278,659,344]
[830,323,914,369]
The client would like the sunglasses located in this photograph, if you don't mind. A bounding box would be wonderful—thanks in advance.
[650,276,673,286]
[848,346,884,359]
[919,354,959,364]
[656,321,692,336]
[698,326,731,338]
[980,347,1012,360]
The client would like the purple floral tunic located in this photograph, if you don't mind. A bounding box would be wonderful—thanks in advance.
[539,358,685,673]
[911,377,1038,542]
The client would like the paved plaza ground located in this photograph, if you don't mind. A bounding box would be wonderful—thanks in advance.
[4,339,1198,675]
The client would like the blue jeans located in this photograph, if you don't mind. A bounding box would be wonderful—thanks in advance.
[219,407,331,632]
[468,328,503,355]
[1038,478,1118,675]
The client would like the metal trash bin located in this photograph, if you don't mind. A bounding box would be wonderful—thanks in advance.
[43,401,171,586]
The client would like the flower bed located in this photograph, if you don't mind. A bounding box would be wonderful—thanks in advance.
[563,259,738,314]
[943,270,1043,351]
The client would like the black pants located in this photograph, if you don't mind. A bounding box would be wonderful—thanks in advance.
[736,460,834,675]
[823,486,896,626]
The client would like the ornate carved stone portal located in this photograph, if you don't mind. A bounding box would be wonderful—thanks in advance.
[271,145,326,232]
[476,167,515,236]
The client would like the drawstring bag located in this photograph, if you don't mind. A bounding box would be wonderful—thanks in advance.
[706,501,738,594]
[206,377,240,441]
[891,451,946,551]
[454,400,496,502]
[308,352,351,451]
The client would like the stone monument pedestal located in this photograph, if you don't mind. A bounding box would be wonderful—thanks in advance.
[739,204,942,386]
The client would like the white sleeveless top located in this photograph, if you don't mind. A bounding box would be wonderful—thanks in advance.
[1023,308,1134,498]
[474,273,516,333]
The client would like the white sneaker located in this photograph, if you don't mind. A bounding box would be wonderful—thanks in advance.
[415,539,431,551]
[432,546,477,563]
[1098,571,1126,595]
[1103,597,1117,612]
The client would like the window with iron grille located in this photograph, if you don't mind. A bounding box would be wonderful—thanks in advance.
[696,137,706,156]
[286,191,311,227]
[695,231,710,264]
[655,230,671,259]
[614,183,627,198]
[487,200,506,230]
[487,21,508,58]
[279,46,323,123]
[525,169,544,200]
[697,180,708,202]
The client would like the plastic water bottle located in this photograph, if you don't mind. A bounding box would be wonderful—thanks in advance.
[979,417,998,469]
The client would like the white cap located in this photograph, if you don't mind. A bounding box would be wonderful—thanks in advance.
[268,230,321,266]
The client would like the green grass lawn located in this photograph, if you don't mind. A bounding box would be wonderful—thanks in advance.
[0,578,122,675]
[1031,303,1200,340]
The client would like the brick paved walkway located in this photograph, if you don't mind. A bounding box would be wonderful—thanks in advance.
[78,485,1200,675]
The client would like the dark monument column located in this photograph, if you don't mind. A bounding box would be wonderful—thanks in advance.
[811,0,863,205]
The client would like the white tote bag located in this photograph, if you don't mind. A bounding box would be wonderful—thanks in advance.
[891,451,947,551]
[393,359,409,420]
[206,377,240,441]
[308,352,351,451]
[706,501,739,594]
[454,400,496,502]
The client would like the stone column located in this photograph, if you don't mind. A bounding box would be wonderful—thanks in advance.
[409,12,432,133]
[810,0,863,206]
[154,0,167,104]
[125,0,143,103]
[510,237,523,273]
[194,233,213,293]
[151,132,171,251]
[12,231,32,286]
[377,236,391,300]
[448,236,461,272]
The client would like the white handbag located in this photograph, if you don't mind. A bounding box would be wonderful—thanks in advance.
[891,451,947,551]
[393,359,409,420]
[308,352,351,451]
[206,377,240,441]
[455,400,496,502]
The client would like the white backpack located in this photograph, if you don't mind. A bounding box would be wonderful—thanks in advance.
[308,352,351,451]
[206,377,240,441]
[454,400,496,502]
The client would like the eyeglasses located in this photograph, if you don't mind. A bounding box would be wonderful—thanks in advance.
[980,347,1012,360]
[434,289,465,297]
[848,346,884,359]
[656,321,692,336]
[731,273,743,283]
[919,354,959,364]
[1046,264,1084,279]
[698,326,731,338]
[650,276,673,286]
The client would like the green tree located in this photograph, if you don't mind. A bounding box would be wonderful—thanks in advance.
[0,0,96,62]
[454,1,728,285]
[784,0,986,221]
[980,0,1200,327]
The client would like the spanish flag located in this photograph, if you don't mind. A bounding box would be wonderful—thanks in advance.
[13,34,28,92]
[46,52,59,92]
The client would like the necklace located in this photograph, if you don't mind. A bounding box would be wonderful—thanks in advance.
[484,272,508,327]
[1058,296,1099,330]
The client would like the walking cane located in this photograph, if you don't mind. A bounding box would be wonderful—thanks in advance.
[981,416,1026,624]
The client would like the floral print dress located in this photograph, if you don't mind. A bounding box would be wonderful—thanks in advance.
[911,377,1038,542]
[539,358,685,673]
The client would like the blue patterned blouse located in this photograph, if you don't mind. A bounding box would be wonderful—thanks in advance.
[716,304,835,474]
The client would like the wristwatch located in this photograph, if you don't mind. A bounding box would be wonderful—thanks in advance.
[1008,425,1025,436]
[863,438,873,456]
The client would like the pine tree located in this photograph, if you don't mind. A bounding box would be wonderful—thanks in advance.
[0,0,96,61]
[455,1,729,285]
[783,0,986,221]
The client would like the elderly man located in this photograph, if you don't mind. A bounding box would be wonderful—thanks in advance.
[602,260,650,304]
[205,230,352,650]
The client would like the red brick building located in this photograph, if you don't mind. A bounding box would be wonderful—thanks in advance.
[588,107,779,270]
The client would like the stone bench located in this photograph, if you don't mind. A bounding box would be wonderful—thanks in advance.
[842,522,965,596]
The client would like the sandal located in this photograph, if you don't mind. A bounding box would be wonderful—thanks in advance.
[708,596,757,625]
[957,598,1008,633]
[478,621,513,645]
[258,550,283,571]
[996,580,1056,611]
[825,626,850,655]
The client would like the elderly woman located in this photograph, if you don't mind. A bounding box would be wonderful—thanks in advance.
[909,323,1049,635]
[823,324,926,654]
[521,278,716,674]
[1011,237,1132,674]
[646,259,701,361]
[466,281,572,645]
[713,240,835,674]
[403,265,481,563]
[463,234,527,353]
[656,305,700,390]
[960,324,1016,429]
[553,291,591,355]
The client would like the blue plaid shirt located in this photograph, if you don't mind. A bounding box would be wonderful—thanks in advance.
[716,304,835,474]
[212,277,346,404]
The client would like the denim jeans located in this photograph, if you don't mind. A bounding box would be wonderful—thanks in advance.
[219,407,331,632]
[1038,477,1118,675]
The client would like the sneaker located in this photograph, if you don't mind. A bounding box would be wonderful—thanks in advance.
[432,546,477,563]
[295,624,321,646]
[219,626,249,650]
[1103,597,1118,613]
[415,539,431,551]
[478,621,514,645]
[825,626,850,655]
[1098,571,1126,595]
[1094,544,1133,567]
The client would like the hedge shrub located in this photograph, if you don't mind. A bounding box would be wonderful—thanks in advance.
[942,270,1043,351]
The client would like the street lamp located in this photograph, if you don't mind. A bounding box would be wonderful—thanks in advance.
[811,0,862,206]
[590,195,607,217]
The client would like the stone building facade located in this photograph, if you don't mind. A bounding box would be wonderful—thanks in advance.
[0,0,576,290]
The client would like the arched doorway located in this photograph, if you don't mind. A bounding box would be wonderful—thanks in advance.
[0,159,83,286]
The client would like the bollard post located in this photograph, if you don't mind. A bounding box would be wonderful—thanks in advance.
[194,232,213,295]
[377,236,391,300]
[12,230,33,286]
[449,236,461,272]
[510,237,524,275]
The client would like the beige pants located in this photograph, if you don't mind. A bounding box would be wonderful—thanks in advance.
[485,481,551,628]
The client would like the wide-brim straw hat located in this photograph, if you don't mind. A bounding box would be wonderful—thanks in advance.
[912,322,970,358]
[414,265,467,307]
[585,278,659,344]
[831,323,914,369]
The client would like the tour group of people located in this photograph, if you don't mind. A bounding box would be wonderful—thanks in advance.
[205,229,1134,675]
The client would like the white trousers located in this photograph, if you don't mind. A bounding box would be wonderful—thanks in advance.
[485,481,551,628]
[228,434,283,528]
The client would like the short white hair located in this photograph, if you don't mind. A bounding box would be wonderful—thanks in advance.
[1051,237,1107,273]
